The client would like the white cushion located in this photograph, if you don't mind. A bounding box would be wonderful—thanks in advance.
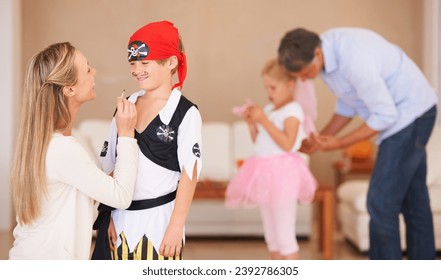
[338,180,441,213]
[231,121,254,161]
[430,187,441,212]
[199,122,232,181]
[337,180,369,213]
[78,119,112,161]
[336,126,441,252]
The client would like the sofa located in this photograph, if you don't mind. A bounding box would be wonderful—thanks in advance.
[73,119,314,238]
[188,121,313,237]
[337,125,441,252]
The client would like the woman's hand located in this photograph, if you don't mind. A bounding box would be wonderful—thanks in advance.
[115,97,137,138]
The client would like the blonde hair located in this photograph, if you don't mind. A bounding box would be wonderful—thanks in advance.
[261,58,296,82]
[12,42,78,225]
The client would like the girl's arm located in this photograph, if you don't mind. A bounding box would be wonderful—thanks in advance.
[159,161,198,257]
[248,104,299,151]
[260,116,300,151]
[245,118,258,142]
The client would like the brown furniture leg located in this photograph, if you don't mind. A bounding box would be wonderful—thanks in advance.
[314,185,335,260]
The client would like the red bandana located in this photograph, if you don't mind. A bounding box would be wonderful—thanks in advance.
[127,21,187,90]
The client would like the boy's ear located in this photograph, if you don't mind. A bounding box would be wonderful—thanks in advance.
[168,56,178,70]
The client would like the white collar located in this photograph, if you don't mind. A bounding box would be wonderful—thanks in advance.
[128,88,182,125]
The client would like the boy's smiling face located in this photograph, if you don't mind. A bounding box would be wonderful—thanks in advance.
[129,59,172,91]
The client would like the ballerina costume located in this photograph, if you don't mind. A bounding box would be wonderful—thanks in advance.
[226,85,318,208]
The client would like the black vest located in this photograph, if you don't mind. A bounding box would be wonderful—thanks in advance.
[134,95,196,172]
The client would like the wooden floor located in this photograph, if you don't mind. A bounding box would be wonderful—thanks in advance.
[183,221,367,260]
[0,231,13,260]
[0,220,368,260]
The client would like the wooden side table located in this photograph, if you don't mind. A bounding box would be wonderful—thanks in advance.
[193,180,228,199]
[333,158,375,187]
[193,180,335,260]
[313,184,334,260]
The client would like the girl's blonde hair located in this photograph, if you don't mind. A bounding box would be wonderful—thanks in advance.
[11,42,78,225]
[261,58,296,82]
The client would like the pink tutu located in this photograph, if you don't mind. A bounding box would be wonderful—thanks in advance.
[225,153,317,208]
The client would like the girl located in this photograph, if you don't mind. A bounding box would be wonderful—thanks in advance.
[225,58,317,260]
[9,42,138,259]
[93,21,202,260]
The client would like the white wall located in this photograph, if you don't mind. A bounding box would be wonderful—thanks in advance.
[21,0,424,185]
[0,0,21,231]
[423,0,441,124]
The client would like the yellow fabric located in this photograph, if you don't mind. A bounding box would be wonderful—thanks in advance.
[113,232,183,260]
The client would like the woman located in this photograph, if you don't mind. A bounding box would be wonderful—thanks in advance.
[9,42,138,259]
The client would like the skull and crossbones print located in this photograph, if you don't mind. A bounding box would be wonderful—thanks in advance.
[156,125,175,143]
[127,41,149,61]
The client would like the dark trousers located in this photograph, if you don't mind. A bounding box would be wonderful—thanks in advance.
[367,105,437,259]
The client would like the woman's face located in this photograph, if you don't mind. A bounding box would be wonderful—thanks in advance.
[70,50,97,103]
[129,59,171,91]
[262,74,295,109]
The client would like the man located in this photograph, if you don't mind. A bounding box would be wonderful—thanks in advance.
[278,27,438,259]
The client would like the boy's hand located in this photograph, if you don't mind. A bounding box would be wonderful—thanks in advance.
[159,223,183,258]
[108,218,117,251]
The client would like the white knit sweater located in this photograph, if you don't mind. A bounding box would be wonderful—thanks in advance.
[9,133,138,259]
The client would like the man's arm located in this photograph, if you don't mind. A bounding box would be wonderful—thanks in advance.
[320,113,352,136]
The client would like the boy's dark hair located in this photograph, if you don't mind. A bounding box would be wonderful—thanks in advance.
[278,28,321,72]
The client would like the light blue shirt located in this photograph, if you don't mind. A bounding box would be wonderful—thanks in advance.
[320,28,438,143]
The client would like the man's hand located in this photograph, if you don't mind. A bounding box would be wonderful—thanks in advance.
[312,134,342,151]
[299,133,323,154]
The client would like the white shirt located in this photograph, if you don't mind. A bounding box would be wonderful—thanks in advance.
[320,28,438,143]
[9,134,138,259]
[101,88,202,252]
[254,101,306,157]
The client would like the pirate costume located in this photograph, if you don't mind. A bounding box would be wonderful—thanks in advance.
[92,21,202,260]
